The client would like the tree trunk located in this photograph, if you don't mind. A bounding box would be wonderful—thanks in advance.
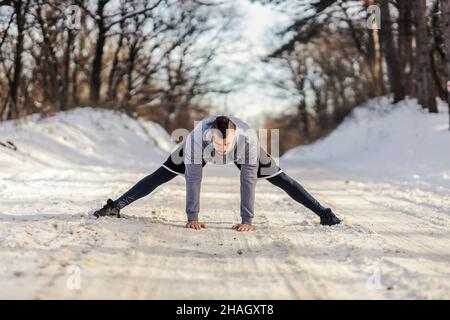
[61,29,74,111]
[5,0,26,120]
[107,6,127,101]
[366,0,385,96]
[368,24,385,96]
[298,100,310,144]
[90,1,108,103]
[121,42,138,110]
[379,0,405,103]
[413,0,438,112]
[398,0,415,96]
[440,0,450,128]
[90,28,105,102]
[107,31,125,101]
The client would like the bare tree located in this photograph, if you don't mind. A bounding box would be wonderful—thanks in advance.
[397,0,415,96]
[75,0,163,102]
[2,0,30,120]
[440,0,450,128]
[0,2,15,118]
[413,0,438,112]
[106,1,127,101]
[367,0,385,97]
[379,0,405,102]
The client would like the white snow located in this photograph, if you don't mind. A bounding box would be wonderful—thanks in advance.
[284,98,450,189]
[0,103,449,299]
[0,107,174,172]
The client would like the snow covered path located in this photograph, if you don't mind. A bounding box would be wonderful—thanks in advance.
[1,105,449,299]
[1,160,449,299]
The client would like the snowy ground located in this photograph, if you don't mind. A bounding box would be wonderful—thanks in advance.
[0,102,449,299]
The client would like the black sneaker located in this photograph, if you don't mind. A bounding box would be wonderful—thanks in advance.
[319,208,341,226]
[93,199,120,218]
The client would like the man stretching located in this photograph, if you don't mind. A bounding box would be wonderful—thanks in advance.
[93,116,341,231]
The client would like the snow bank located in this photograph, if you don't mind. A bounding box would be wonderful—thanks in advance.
[284,98,450,188]
[0,107,174,173]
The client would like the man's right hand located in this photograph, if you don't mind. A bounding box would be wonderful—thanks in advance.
[186,221,206,230]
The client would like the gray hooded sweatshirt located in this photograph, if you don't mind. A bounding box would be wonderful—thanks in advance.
[184,116,259,225]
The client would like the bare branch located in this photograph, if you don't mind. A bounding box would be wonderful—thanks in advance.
[73,0,98,21]
[104,0,163,30]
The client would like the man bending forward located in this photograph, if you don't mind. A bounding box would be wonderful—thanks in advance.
[93,116,341,231]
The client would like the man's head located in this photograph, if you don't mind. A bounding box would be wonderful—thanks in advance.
[211,116,236,155]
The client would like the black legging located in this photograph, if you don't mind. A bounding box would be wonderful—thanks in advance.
[266,172,326,216]
[114,166,177,209]
[114,166,327,216]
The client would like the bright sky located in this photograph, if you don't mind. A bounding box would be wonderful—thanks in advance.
[206,0,295,127]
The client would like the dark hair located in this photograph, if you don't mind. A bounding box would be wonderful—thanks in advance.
[212,116,236,139]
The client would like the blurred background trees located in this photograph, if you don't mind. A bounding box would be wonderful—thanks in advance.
[0,0,233,130]
[1,0,450,151]
[258,0,450,153]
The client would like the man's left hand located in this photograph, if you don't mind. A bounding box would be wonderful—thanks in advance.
[232,224,253,232]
